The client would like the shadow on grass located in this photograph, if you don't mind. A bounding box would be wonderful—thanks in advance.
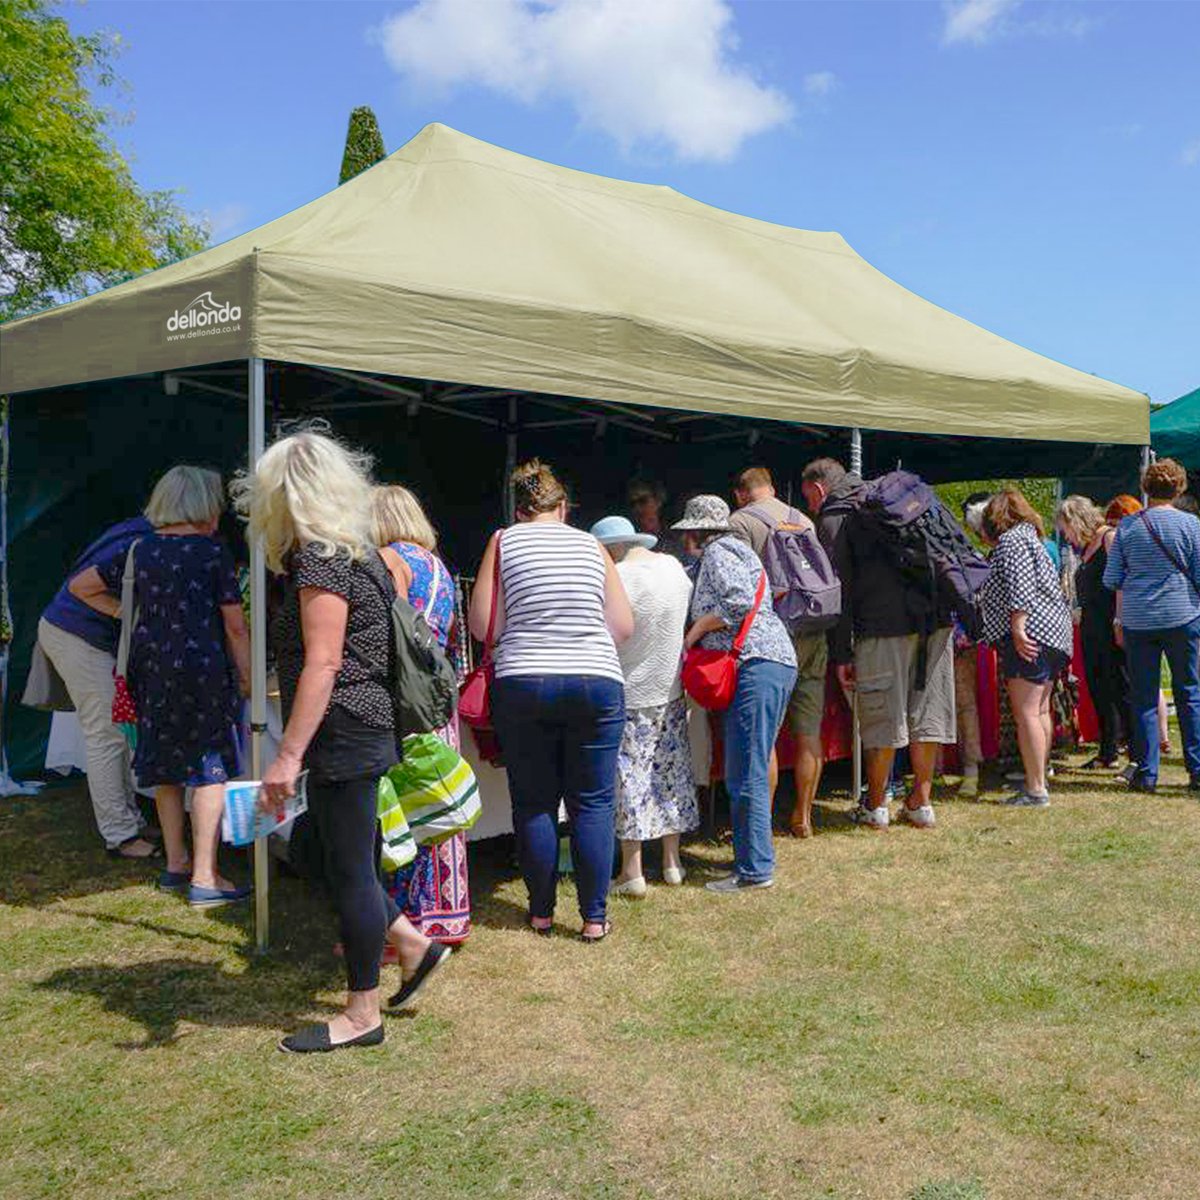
[35,955,339,1048]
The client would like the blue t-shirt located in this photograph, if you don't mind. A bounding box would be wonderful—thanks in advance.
[41,516,153,655]
[1104,506,1200,632]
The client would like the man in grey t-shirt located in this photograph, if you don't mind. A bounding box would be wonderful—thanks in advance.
[729,466,827,839]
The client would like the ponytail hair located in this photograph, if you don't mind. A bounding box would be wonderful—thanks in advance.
[511,458,567,518]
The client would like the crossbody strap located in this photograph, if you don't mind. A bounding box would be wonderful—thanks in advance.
[731,570,768,658]
[115,540,140,676]
[1138,510,1200,599]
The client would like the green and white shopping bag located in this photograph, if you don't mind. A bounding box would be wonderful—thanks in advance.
[377,733,481,870]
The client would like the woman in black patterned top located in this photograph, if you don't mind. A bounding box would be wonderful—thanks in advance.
[234,430,450,1054]
[980,490,1073,808]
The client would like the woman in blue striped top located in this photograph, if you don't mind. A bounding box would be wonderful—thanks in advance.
[1104,458,1200,792]
[470,460,634,942]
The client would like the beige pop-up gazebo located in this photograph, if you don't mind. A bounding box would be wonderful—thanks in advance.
[1,123,1149,947]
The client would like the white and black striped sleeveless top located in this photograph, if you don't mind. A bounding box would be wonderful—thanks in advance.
[494,522,623,683]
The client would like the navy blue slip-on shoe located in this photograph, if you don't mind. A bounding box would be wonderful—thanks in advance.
[278,1022,385,1054]
[157,870,191,893]
[188,883,253,909]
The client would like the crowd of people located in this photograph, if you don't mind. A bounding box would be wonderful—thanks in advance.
[32,425,1200,1052]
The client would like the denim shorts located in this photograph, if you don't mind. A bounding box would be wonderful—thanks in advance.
[1000,639,1069,684]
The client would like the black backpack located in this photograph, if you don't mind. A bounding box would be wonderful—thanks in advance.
[369,553,459,738]
[859,471,991,679]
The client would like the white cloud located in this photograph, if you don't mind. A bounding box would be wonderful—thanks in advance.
[941,0,1019,45]
[941,0,1097,47]
[1182,140,1200,168]
[207,203,250,241]
[803,70,837,98]
[375,0,793,162]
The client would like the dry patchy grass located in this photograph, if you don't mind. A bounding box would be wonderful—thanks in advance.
[3,746,1200,1200]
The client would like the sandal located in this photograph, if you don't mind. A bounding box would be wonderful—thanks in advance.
[580,920,612,944]
[529,916,553,938]
[107,836,161,860]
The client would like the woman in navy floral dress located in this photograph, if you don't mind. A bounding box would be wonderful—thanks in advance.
[92,466,251,906]
[372,486,471,945]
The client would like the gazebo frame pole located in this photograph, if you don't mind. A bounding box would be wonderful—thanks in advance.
[1140,444,1153,507]
[504,396,519,524]
[849,427,864,804]
[248,357,269,952]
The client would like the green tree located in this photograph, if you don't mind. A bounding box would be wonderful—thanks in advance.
[0,0,208,321]
[339,105,387,184]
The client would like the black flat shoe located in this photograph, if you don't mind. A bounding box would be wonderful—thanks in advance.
[1081,756,1118,770]
[386,943,452,1011]
[278,1022,384,1054]
[580,920,612,944]
[529,916,553,937]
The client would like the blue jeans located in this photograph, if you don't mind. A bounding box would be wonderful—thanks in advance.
[724,658,797,883]
[492,674,626,923]
[1124,615,1200,783]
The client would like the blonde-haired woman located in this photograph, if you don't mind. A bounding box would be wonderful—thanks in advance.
[371,485,471,945]
[233,430,449,1053]
[1056,495,1130,770]
[470,459,633,942]
[75,466,251,903]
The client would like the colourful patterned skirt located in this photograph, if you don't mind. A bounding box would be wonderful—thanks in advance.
[387,719,472,944]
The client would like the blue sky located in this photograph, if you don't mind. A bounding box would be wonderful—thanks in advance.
[67,0,1199,404]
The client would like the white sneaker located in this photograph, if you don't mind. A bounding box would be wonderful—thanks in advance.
[897,803,936,829]
[848,802,890,829]
[610,875,647,897]
[662,866,686,886]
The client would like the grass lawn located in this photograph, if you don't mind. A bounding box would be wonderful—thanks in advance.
[4,743,1200,1200]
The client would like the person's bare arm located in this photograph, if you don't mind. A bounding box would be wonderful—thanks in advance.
[221,603,251,696]
[468,532,505,642]
[1010,610,1038,661]
[68,567,120,619]
[379,545,413,598]
[683,613,726,649]
[601,544,635,644]
[261,587,347,804]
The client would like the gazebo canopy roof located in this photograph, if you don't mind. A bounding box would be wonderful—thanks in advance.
[0,122,1147,445]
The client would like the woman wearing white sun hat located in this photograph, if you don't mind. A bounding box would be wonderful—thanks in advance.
[673,496,796,894]
[591,515,696,896]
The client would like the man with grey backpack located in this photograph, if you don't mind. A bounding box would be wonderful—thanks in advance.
[730,467,841,839]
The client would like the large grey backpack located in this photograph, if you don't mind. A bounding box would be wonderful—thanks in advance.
[746,504,842,636]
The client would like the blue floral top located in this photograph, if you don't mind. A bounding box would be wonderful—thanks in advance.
[390,541,461,673]
[98,533,242,787]
[690,535,797,668]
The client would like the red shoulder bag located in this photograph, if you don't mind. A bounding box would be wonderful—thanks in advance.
[681,570,767,712]
[459,534,501,751]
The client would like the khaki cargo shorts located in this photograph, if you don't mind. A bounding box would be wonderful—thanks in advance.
[787,631,828,739]
[854,629,956,751]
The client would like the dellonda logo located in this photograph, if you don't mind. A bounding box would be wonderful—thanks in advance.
[166,291,242,333]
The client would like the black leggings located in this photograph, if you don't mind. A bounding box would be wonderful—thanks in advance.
[1081,624,1131,763]
[308,773,401,992]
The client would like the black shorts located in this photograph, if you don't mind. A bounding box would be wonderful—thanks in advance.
[1000,639,1069,685]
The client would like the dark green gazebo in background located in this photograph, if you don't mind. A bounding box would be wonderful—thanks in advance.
[1151,386,1200,468]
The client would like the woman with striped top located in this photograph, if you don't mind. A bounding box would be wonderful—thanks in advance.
[469,460,634,942]
[1104,459,1200,793]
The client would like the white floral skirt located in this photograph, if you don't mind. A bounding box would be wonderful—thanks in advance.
[615,695,699,842]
